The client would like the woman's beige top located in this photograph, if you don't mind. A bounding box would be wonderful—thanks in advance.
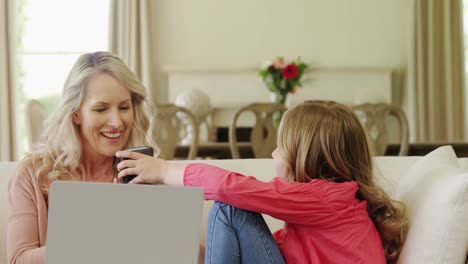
[8,163,48,264]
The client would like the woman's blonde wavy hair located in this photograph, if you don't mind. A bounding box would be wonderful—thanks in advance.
[22,51,157,192]
[277,100,408,263]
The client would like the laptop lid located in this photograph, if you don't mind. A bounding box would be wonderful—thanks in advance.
[45,181,204,264]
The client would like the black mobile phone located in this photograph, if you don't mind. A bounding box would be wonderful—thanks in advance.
[120,146,154,184]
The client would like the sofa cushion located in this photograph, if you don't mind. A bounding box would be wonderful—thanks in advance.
[373,156,421,197]
[396,146,468,264]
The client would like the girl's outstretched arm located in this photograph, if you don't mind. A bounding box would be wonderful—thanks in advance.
[115,152,358,226]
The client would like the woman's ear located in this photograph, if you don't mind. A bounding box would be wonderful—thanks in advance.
[72,112,81,125]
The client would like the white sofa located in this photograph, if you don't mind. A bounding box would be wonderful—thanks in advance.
[1,148,467,263]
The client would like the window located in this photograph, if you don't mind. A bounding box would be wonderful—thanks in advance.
[465,1,468,70]
[464,0,468,126]
[18,0,109,154]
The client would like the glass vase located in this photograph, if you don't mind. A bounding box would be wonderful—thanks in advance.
[270,91,288,128]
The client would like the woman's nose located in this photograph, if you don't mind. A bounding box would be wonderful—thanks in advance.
[107,110,123,128]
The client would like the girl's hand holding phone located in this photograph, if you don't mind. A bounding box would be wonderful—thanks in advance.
[115,147,187,186]
[116,146,153,183]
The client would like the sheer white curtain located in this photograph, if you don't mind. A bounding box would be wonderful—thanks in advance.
[108,0,156,101]
[407,0,466,142]
[0,0,17,161]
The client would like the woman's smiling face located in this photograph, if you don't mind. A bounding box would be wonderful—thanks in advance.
[73,72,134,158]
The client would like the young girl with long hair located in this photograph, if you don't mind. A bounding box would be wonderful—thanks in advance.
[116,100,408,263]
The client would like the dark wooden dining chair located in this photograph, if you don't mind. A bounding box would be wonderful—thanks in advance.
[229,103,287,159]
[352,103,409,156]
[25,99,46,148]
[153,104,198,160]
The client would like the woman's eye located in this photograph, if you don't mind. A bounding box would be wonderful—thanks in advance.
[119,106,130,111]
[94,108,106,113]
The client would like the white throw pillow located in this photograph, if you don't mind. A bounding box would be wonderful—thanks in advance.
[396,146,468,264]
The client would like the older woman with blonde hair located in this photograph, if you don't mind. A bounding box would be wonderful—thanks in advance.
[7,51,157,264]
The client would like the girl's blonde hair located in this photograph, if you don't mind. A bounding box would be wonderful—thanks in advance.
[22,51,157,191]
[277,100,408,263]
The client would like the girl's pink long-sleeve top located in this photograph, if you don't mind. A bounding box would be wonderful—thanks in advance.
[184,163,386,264]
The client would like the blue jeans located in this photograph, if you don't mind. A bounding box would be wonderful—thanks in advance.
[205,202,286,264]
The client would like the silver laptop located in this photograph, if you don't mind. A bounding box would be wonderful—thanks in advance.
[45,181,204,264]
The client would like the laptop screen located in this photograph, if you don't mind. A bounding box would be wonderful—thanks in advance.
[46,181,204,264]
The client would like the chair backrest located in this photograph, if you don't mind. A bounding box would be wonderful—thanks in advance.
[25,99,45,149]
[153,104,198,160]
[352,103,409,156]
[229,103,287,159]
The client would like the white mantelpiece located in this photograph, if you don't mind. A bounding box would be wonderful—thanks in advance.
[165,67,394,127]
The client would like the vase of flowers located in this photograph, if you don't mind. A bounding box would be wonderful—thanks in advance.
[258,56,308,126]
[269,91,290,107]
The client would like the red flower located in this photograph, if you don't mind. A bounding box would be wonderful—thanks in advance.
[282,64,299,80]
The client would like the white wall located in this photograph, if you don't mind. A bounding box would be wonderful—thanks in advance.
[150,0,411,102]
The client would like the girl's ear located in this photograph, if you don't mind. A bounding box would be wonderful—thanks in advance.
[72,112,81,125]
